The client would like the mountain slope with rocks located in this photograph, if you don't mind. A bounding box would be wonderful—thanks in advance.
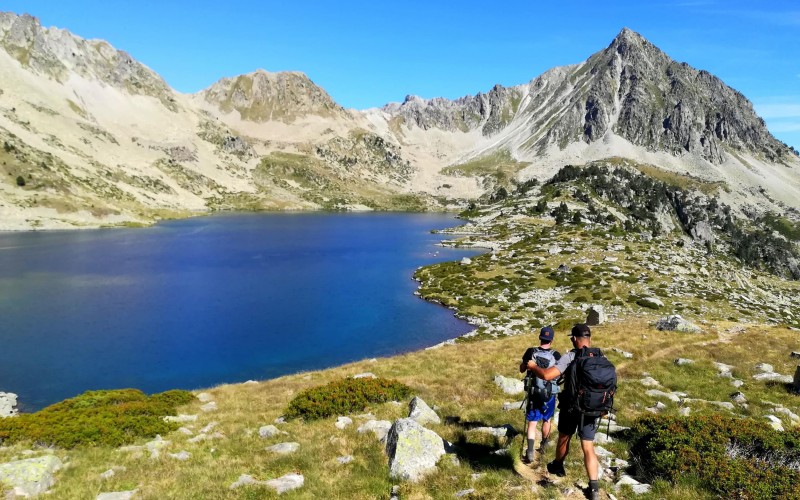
[0,11,797,230]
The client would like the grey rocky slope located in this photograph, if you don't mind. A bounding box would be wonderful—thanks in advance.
[0,12,797,230]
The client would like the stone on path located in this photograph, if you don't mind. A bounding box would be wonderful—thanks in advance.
[385,418,446,482]
[96,490,138,500]
[169,451,191,461]
[163,414,197,423]
[337,455,354,464]
[145,435,170,459]
[674,358,694,366]
[753,372,793,383]
[200,401,217,412]
[408,396,441,425]
[357,419,392,441]
[0,455,63,497]
[259,425,281,438]
[639,377,660,387]
[645,390,682,403]
[611,348,633,359]
[266,442,299,455]
[502,401,525,411]
[470,425,515,438]
[0,392,19,418]
[655,315,700,333]
[493,375,524,395]
[196,392,214,403]
[755,363,774,373]
[616,475,651,495]
[335,416,353,429]
[586,305,606,326]
[266,473,304,494]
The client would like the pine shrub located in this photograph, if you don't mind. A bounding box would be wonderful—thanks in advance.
[627,414,800,499]
[0,388,194,448]
[285,377,411,421]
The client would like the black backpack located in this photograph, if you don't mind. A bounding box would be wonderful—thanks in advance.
[563,347,616,416]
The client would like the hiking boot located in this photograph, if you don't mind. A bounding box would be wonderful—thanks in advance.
[546,460,566,477]
[588,489,600,500]
[539,437,550,450]
[525,449,535,464]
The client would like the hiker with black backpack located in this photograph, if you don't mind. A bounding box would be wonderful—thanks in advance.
[526,323,617,500]
[519,326,561,464]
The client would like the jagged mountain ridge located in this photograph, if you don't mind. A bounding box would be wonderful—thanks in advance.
[382,28,792,164]
[0,11,797,230]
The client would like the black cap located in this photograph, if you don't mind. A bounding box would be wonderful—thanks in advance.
[570,323,591,338]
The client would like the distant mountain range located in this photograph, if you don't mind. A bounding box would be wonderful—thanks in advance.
[0,12,798,229]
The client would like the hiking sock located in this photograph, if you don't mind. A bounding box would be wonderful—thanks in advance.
[589,480,599,492]
[526,439,535,461]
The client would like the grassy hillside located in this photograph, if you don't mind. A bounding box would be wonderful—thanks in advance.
[2,320,799,499]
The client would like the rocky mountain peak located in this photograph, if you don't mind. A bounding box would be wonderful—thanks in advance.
[0,11,177,110]
[198,69,347,123]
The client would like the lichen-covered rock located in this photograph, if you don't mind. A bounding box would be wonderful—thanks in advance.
[258,425,281,438]
[0,455,63,497]
[655,315,700,333]
[0,392,18,418]
[266,473,304,494]
[335,416,353,430]
[408,397,441,425]
[493,375,524,395]
[266,442,299,455]
[96,490,137,500]
[357,420,392,441]
[385,418,446,482]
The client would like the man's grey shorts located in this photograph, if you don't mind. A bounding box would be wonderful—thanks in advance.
[557,409,600,440]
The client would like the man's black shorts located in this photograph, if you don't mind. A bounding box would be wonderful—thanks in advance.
[557,409,600,441]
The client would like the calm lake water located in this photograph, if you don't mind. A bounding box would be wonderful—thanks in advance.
[0,212,481,412]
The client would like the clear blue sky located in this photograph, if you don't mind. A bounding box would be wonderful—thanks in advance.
[4,0,799,148]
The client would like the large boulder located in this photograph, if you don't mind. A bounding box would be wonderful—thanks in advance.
[655,315,700,333]
[385,418,446,482]
[0,392,18,418]
[493,375,524,395]
[0,455,63,497]
[586,305,606,325]
[408,397,440,425]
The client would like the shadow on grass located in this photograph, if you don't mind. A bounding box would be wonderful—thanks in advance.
[765,380,800,394]
[448,436,515,472]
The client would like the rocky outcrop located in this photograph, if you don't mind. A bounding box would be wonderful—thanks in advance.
[199,70,347,123]
[0,455,63,497]
[408,397,441,425]
[385,418,446,482]
[655,315,701,333]
[0,13,178,110]
[0,392,18,417]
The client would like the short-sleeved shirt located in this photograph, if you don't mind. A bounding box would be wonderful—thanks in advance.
[553,349,576,375]
[521,347,561,365]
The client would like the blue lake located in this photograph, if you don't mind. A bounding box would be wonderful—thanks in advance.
[0,212,481,412]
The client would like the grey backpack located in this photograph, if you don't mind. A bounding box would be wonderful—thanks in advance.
[528,348,557,403]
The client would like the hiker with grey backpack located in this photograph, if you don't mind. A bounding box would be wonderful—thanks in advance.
[519,326,561,464]
[526,323,617,500]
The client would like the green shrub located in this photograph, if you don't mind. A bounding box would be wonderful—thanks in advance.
[285,377,411,421]
[626,414,800,499]
[0,389,194,448]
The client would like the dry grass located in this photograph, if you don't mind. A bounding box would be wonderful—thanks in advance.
[2,319,799,498]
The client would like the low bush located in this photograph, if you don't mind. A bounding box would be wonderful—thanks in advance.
[285,377,411,421]
[626,414,800,499]
[0,389,194,448]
